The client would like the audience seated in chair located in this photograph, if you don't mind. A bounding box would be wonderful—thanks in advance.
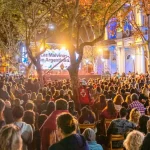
[107,107,136,148]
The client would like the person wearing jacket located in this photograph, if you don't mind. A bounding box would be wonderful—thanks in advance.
[79,84,90,107]
[40,99,68,150]
[12,106,33,150]
[49,113,89,150]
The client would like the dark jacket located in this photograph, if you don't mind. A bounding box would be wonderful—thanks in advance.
[40,110,68,150]
[141,133,150,150]
[0,89,10,100]
[107,118,136,148]
[49,134,89,150]
[4,107,14,124]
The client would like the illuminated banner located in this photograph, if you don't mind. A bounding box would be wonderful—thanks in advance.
[40,48,70,70]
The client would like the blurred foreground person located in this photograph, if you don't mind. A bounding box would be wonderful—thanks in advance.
[49,113,89,150]
[124,130,144,150]
[83,128,103,150]
[40,99,68,150]
[0,124,22,150]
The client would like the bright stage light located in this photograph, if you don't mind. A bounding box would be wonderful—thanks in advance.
[40,46,44,51]
[61,46,66,51]
[99,48,102,53]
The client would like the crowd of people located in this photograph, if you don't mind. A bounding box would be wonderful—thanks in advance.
[0,73,150,150]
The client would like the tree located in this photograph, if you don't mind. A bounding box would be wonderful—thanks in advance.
[2,0,59,81]
[1,0,129,110]
[0,1,21,71]
[42,0,129,110]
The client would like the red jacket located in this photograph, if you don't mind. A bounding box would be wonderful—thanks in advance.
[79,87,90,105]
[40,110,68,150]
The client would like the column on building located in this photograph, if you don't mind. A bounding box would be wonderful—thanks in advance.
[135,46,145,73]
[116,47,125,74]
[104,59,110,73]
[135,5,143,26]
[140,46,145,73]
[104,26,108,40]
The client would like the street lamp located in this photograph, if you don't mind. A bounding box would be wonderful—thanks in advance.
[48,23,55,30]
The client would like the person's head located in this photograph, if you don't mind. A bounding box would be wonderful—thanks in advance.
[53,90,60,97]
[25,102,34,111]
[23,110,35,126]
[51,86,56,94]
[81,107,89,116]
[139,115,149,134]
[12,106,24,120]
[38,114,48,129]
[46,101,55,115]
[142,87,149,97]
[60,89,64,96]
[55,99,68,110]
[124,130,144,150]
[14,98,21,106]
[68,90,73,96]
[106,100,117,117]
[129,108,141,125]
[57,113,76,137]
[119,107,128,118]
[82,128,96,141]
[45,95,51,102]
[36,93,44,101]
[99,94,106,109]
[113,94,124,105]
[5,100,11,108]
[0,124,22,150]
[31,92,37,100]
[131,93,139,101]
[22,93,29,102]
[125,94,132,105]
[121,102,128,109]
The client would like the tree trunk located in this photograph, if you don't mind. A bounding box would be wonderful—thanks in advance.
[26,67,30,78]
[25,63,32,78]
[68,67,81,111]
[36,64,43,85]
[36,56,43,86]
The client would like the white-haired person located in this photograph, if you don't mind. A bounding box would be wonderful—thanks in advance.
[124,130,144,150]
[82,128,103,150]
[0,124,22,150]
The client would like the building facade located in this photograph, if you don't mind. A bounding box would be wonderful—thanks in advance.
[96,4,148,75]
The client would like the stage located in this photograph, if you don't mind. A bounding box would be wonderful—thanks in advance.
[44,74,101,81]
